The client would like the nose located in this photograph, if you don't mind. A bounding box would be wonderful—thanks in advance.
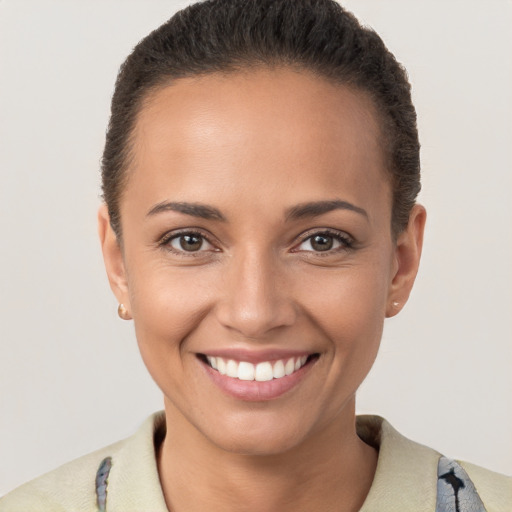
[215,247,297,339]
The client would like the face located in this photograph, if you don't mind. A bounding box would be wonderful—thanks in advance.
[100,68,424,455]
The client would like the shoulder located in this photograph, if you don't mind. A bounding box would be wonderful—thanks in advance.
[357,415,511,512]
[458,459,512,512]
[0,440,124,511]
[0,412,167,512]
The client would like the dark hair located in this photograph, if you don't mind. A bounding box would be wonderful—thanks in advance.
[102,0,420,238]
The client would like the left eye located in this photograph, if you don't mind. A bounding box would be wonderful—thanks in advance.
[296,233,350,252]
[168,233,214,252]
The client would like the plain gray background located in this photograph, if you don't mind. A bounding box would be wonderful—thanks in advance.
[1,0,511,495]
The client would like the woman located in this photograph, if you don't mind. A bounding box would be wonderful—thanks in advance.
[1,0,510,510]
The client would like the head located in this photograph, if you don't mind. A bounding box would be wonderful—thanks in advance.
[99,0,425,455]
[102,0,420,240]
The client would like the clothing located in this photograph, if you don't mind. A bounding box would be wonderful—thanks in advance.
[1,413,510,511]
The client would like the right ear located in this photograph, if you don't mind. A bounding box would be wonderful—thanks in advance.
[97,204,131,314]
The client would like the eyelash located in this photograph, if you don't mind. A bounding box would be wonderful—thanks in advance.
[293,229,354,254]
[158,228,354,256]
[158,229,219,256]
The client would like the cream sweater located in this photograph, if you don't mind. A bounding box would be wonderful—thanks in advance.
[1,413,510,511]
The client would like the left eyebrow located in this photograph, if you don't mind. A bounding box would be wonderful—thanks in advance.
[146,201,227,221]
[285,200,368,221]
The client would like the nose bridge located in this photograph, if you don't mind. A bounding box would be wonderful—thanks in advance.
[216,245,295,338]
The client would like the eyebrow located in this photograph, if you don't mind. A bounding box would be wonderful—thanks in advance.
[146,199,367,223]
[146,201,227,221]
[285,200,368,221]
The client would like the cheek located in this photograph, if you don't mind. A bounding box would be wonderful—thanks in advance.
[301,264,389,333]
[127,263,215,364]
[296,261,391,383]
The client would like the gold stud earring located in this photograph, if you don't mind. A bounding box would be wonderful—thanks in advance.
[117,303,132,320]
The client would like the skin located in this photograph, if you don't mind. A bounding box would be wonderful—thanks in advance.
[99,68,425,512]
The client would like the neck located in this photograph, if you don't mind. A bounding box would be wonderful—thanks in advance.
[157,398,378,512]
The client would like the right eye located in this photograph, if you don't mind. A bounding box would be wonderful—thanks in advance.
[165,232,216,253]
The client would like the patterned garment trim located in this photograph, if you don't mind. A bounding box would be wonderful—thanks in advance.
[436,456,487,512]
[95,457,112,512]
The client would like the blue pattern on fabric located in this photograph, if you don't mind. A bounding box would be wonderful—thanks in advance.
[95,456,112,512]
[436,456,487,512]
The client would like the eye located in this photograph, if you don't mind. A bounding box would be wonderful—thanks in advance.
[166,232,215,253]
[295,231,353,253]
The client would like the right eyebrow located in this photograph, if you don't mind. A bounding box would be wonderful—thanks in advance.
[146,201,227,222]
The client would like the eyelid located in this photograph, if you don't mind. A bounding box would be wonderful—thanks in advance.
[157,228,221,254]
[291,228,354,252]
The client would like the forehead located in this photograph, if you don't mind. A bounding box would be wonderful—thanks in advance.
[137,68,384,159]
[126,67,390,218]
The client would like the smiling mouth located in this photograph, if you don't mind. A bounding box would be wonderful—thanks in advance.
[198,354,320,382]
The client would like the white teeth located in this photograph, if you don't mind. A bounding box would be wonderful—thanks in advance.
[205,354,314,381]
[284,358,295,376]
[226,359,238,378]
[238,361,255,381]
[217,358,227,375]
[255,362,273,382]
[273,360,285,379]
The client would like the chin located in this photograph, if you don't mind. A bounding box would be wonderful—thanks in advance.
[211,429,305,457]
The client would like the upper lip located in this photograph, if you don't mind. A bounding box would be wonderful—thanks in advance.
[198,348,317,364]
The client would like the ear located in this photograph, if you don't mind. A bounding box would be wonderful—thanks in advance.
[386,204,426,318]
[98,204,132,317]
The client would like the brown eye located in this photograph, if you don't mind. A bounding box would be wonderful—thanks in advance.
[168,233,213,252]
[295,231,353,253]
[180,234,203,251]
[310,234,333,251]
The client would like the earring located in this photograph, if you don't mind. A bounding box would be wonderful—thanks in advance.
[392,301,400,308]
[117,303,132,320]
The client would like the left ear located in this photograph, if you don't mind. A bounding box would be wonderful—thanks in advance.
[386,204,426,318]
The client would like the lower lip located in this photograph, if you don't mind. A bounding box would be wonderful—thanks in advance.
[201,358,316,402]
